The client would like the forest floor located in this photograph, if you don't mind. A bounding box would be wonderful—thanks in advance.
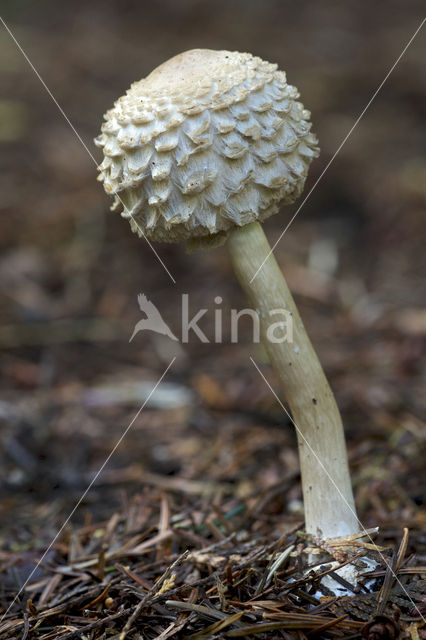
[0,1,425,637]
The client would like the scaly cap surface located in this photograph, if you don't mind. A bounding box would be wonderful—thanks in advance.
[95,49,319,243]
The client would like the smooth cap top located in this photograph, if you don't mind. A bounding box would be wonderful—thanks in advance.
[95,49,319,244]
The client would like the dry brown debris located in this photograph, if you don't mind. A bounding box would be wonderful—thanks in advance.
[0,492,424,639]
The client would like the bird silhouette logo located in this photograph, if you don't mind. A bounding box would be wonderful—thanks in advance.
[129,293,179,342]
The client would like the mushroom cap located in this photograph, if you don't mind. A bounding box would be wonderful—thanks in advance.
[95,49,319,243]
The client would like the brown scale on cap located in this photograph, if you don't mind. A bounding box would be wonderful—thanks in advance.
[95,49,319,244]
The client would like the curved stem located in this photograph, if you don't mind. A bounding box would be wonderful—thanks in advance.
[226,221,359,538]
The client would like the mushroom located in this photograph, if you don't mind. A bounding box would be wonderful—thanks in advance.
[95,49,359,541]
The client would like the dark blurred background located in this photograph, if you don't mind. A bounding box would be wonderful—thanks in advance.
[0,1,425,547]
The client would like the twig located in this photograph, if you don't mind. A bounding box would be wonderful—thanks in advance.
[119,550,190,639]
[376,527,409,615]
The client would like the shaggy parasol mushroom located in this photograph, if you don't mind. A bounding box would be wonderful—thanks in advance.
[95,49,360,541]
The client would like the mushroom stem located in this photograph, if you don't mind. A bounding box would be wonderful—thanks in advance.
[226,221,359,539]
